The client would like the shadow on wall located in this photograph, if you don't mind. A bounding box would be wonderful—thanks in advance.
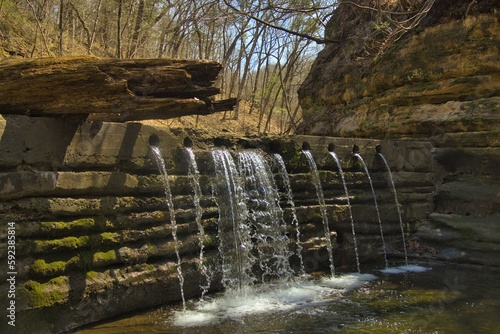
[0,115,151,204]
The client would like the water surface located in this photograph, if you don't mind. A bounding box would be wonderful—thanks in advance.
[76,264,500,334]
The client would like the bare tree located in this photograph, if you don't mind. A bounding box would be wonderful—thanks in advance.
[1,0,440,134]
[116,0,123,58]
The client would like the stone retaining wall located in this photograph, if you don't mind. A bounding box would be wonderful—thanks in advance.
[0,114,435,333]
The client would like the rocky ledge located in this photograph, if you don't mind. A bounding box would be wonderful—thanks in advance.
[298,0,499,267]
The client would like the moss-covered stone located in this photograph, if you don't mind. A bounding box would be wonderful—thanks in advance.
[92,250,118,267]
[34,236,90,253]
[30,257,80,277]
[39,217,110,234]
[22,276,70,309]
[298,9,500,138]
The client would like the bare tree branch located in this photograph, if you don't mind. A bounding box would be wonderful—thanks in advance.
[222,0,339,44]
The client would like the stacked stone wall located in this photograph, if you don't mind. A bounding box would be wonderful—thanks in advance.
[0,115,435,333]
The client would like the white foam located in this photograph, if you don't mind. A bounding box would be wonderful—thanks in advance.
[172,279,353,327]
[319,272,377,290]
[173,310,218,327]
[378,264,431,274]
[397,264,431,272]
[379,267,406,274]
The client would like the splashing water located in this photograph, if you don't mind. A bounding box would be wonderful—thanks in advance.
[151,145,186,310]
[377,153,408,265]
[238,150,294,282]
[172,273,378,328]
[186,147,211,298]
[273,153,305,275]
[302,150,335,276]
[354,153,388,268]
[211,149,254,290]
[328,151,360,273]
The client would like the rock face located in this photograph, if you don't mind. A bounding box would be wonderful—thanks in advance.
[0,114,435,333]
[298,1,500,266]
[298,1,499,138]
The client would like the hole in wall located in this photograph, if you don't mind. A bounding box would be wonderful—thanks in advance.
[183,137,193,148]
[89,121,103,139]
[302,142,311,150]
[268,140,282,153]
[148,134,160,147]
[238,138,257,149]
[214,137,232,147]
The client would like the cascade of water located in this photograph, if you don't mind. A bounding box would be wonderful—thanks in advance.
[150,145,186,310]
[211,149,254,290]
[273,153,305,275]
[377,153,409,265]
[354,153,388,268]
[328,151,360,273]
[185,147,211,299]
[238,150,294,282]
[302,150,335,276]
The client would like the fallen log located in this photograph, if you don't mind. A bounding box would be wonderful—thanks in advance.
[0,56,236,121]
[87,97,238,122]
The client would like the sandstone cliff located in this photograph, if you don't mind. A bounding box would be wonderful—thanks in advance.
[298,0,499,266]
[298,0,499,139]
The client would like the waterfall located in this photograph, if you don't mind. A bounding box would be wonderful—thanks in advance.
[354,153,388,268]
[150,145,186,310]
[273,153,305,275]
[211,149,254,289]
[185,147,211,298]
[328,151,360,273]
[238,150,294,282]
[377,153,409,265]
[302,150,335,276]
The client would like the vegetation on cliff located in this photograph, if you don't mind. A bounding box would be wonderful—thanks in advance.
[298,0,499,138]
[2,0,481,135]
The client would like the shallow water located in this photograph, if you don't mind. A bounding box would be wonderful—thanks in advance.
[76,263,500,334]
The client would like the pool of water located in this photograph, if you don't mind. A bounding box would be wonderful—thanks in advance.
[75,263,500,334]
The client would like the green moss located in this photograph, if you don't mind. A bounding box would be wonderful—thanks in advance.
[92,250,118,266]
[39,217,109,233]
[100,232,121,243]
[403,83,440,93]
[202,235,218,247]
[86,270,100,279]
[30,256,80,276]
[452,76,482,85]
[34,236,90,253]
[168,264,178,275]
[22,277,69,309]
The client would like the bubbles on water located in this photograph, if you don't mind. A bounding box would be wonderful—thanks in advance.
[172,273,379,328]
[173,310,219,327]
[398,264,431,273]
[320,273,378,290]
[378,264,431,274]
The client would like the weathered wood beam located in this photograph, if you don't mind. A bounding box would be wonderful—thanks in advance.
[0,56,236,121]
[87,97,238,122]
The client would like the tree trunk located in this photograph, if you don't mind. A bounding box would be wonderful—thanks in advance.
[116,0,123,58]
[58,0,64,56]
[128,0,144,58]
